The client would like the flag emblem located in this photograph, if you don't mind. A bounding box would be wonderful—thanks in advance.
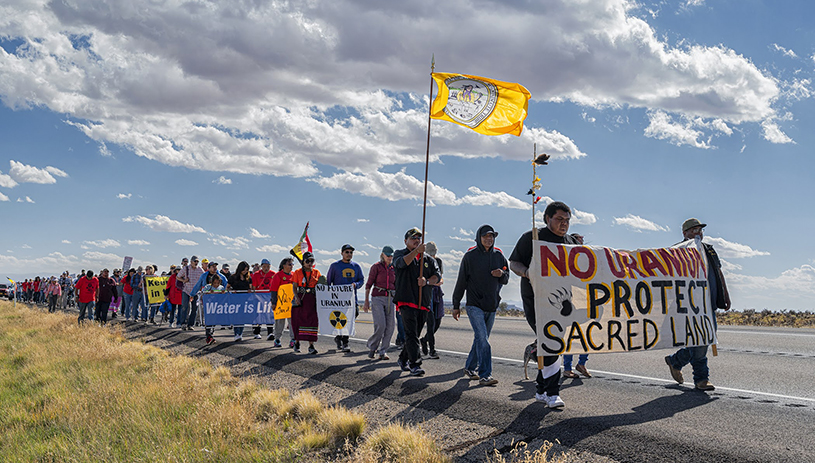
[442,76,498,128]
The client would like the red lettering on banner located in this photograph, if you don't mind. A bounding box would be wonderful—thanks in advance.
[604,248,627,278]
[621,252,648,279]
[540,245,567,277]
[568,246,596,281]
[639,250,669,277]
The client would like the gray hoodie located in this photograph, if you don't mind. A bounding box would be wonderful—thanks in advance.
[451,225,510,312]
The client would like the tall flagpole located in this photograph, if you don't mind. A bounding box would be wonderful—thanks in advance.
[531,143,538,241]
[419,55,435,307]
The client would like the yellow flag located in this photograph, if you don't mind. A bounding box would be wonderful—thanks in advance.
[430,72,531,136]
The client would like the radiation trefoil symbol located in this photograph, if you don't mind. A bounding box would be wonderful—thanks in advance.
[329,311,348,328]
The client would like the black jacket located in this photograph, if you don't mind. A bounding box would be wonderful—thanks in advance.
[451,225,510,312]
[393,246,440,310]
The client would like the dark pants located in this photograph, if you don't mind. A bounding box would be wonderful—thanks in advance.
[421,315,442,351]
[398,306,427,368]
[77,301,94,324]
[253,325,274,335]
[95,301,110,324]
[523,291,561,395]
[48,294,58,312]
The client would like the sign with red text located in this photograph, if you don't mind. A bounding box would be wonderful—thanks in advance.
[530,238,717,355]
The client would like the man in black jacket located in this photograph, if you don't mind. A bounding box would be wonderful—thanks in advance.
[452,225,509,386]
[393,227,440,376]
[509,201,579,408]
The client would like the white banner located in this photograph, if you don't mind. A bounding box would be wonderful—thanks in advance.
[122,256,133,272]
[531,238,717,355]
[316,284,356,336]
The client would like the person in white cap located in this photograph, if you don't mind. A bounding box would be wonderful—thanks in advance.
[665,218,731,391]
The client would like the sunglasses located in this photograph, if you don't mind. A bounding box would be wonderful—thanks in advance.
[305,259,315,264]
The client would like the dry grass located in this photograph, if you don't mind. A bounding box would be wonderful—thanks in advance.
[487,441,574,463]
[0,301,419,462]
[717,309,815,328]
[349,422,452,463]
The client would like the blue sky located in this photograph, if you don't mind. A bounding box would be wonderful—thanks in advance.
[1,0,813,309]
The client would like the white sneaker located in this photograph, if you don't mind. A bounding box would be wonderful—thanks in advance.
[535,392,565,408]
[234,335,243,342]
[254,334,262,339]
[266,333,274,341]
[170,322,176,328]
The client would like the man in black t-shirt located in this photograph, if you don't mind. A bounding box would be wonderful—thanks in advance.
[509,201,579,409]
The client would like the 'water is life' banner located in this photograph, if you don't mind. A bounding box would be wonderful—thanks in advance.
[145,276,170,305]
[316,284,356,336]
[201,292,276,326]
[530,238,717,356]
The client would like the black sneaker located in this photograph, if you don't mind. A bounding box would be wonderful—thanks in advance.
[308,345,318,355]
[368,350,376,359]
[410,366,425,376]
[397,358,410,372]
[335,336,343,349]
[421,338,429,356]
[341,343,351,353]
[205,335,216,345]
[428,350,439,359]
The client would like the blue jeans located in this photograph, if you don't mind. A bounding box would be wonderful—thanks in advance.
[395,309,405,345]
[178,293,191,326]
[122,293,132,319]
[563,354,588,370]
[77,301,94,323]
[131,291,145,320]
[143,303,158,321]
[669,345,709,384]
[464,306,496,379]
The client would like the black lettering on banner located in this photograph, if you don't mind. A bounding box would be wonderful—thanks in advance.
[635,281,652,315]
[542,320,565,354]
[566,322,589,352]
[331,292,339,300]
[587,283,609,319]
[608,320,624,351]
[687,280,700,314]
[703,315,715,342]
[696,280,708,314]
[627,319,641,351]
[613,280,634,317]
[675,280,687,313]
[586,321,605,350]
[684,316,696,346]
[643,318,659,349]
[651,280,672,314]
[692,316,707,345]
[671,317,685,347]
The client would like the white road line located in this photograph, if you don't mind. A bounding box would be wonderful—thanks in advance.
[345,337,815,404]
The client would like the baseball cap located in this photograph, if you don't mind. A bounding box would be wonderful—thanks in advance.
[382,245,394,257]
[404,227,422,239]
[261,258,271,265]
[341,244,355,252]
[208,261,218,268]
[682,218,707,232]
[222,264,229,269]
[480,225,498,238]
[302,252,315,262]
[190,255,199,262]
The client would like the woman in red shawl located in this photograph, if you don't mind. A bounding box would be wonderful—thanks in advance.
[291,252,321,354]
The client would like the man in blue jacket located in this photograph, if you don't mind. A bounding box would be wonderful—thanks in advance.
[452,225,509,386]
[327,244,365,352]
[191,262,228,345]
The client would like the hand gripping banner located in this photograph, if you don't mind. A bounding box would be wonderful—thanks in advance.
[530,238,718,356]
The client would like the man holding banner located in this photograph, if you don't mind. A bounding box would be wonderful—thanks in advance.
[509,201,579,408]
[665,218,731,391]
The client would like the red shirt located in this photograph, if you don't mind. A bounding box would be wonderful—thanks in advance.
[252,270,276,292]
[166,274,183,305]
[123,275,133,295]
[33,280,40,291]
[76,276,99,303]
[270,271,294,292]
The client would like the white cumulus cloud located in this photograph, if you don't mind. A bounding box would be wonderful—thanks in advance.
[175,239,199,246]
[83,239,121,248]
[0,191,9,202]
[612,214,670,232]
[117,193,132,199]
[8,160,63,184]
[122,215,207,233]
[703,236,769,259]
[249,228,270,239]
[256,244,290,254]
[127,240,150,246]
[214,176,232,185]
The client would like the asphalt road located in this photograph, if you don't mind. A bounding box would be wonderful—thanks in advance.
[105,307,815,462]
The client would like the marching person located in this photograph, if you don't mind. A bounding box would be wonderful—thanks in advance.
[665,218,731,391]
[130,266,145,322]
[75,270,98,325]
[165,266,183,326]
[177,256,204,330]
[95,268,118,326]
[190,262,228,344]
[420,242,444,359]
[363,246,396,360]
[251,258,276,340]
[394,227,441,376]
[452,225,509,386]
[227,261,254,342]
[326,244,365,352]
[291,252,321,354]
[270,258,296,348]
[509,201,579,408]
[45,277,61,313]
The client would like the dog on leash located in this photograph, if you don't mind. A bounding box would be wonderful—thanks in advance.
[523,341,537,380]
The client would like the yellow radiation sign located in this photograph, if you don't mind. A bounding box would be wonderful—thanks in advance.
[329,310,348,329]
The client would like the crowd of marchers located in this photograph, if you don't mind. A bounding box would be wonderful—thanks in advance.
[10,201,730,409]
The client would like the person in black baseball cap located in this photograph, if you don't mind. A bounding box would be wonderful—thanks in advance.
[327,244,364,352]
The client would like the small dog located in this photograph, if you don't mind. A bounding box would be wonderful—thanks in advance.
[523,340,537,380]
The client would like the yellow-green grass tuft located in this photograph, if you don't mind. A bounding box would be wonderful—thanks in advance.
[352,422,452,463]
